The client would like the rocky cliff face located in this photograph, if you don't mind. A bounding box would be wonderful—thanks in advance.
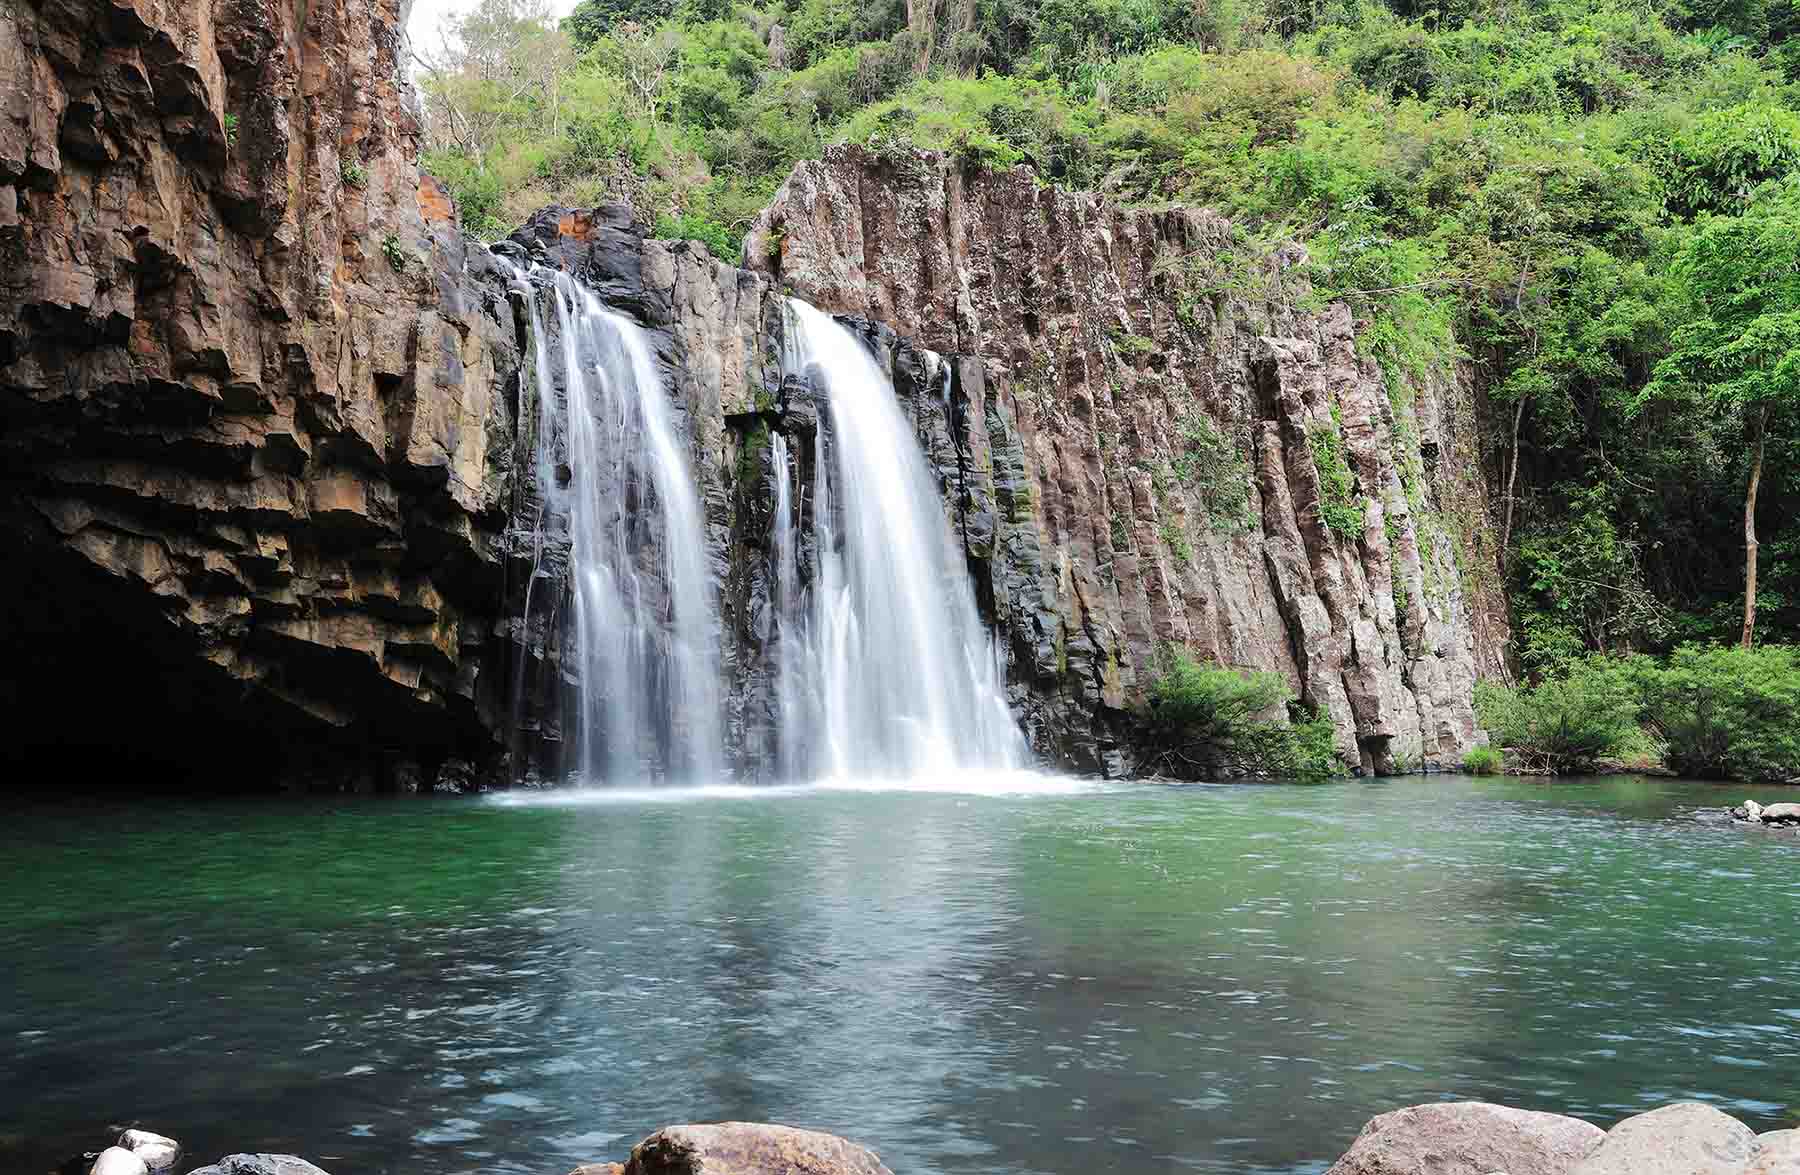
[0,0,525,788]
[747,145,1511,773]
[0,16,1507,788]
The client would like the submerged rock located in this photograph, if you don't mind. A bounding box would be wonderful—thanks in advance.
[577,1123,893,1175]
[88,1148,147,1175]
[116,1130,180,1172]
[1324,1102,1604,1175]
[1570,1102,1757,1175]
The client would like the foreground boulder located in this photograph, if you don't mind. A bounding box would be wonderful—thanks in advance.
[88,1148,147,1175]
[116,1130,180,1172]
[1571,1102,1758,1174]
[1748,1130,1800,1174]
[186,1157,332,1175]
[1324,1102,1604,1175]
[572,1123,892,1175]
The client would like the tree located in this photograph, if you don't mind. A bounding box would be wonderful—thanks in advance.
[1642,178,1800,648]
[563,0,676,50]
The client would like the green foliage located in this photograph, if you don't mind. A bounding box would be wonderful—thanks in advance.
[1307,409,1364,539]
[1475,657,1647,774]
[653,211,740,260]
[1160,519,1193,566]
[381,233,412,272]
[563,0,674,49]
[340,158,369,188]
[1462,744,1504,774]
[1171,414,1256,531]
[224,112,239,146]
[1638,644,1800,780]
[1141,652,1342,780]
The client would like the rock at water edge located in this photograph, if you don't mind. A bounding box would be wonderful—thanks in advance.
[117,1130,180,1172]
[1571,1102,1757,1175]
[90,1148,148,1175]
[185,1155,334,1175]
[1325,1101,1604,1175]
[625,1123,894,1175]
[1750,1130,1800,1175]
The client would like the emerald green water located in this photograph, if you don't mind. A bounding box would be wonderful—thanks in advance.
[3,776,1797,1174]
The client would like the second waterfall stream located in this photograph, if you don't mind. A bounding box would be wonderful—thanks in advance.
[777,299,1024,778]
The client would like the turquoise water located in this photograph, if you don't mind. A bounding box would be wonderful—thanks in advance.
[3,775,1797,1174]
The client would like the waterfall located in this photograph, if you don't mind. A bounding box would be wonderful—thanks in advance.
[511,262,721,783]
[780,299,1025,777]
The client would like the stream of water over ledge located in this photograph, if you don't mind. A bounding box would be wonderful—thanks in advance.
[4,776,1798,1174]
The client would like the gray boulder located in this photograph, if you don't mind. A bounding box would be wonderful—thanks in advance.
[185,1157,332,1175]
[116,1130,179,1172]
[1325,1102,1604,1175]
[1735,800,1766,821]
[1571,1102,1757,1175]
[1761,803,1800,824]
[1750,1130,1800,1175]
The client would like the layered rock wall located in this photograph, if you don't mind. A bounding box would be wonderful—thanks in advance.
[749,146,1511,772]
[0,0,526,787]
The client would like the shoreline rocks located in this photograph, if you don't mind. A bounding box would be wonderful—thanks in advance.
[1733,799,1800,826]
[1328,1101,1800,1175]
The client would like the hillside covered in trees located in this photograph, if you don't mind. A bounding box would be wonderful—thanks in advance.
[415,0,1799,726]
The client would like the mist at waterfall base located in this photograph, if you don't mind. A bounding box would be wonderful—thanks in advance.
[508,266,1024,788]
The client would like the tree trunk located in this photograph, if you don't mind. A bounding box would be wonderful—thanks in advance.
[1500,391,1525,563]
[1741,405,1766,650]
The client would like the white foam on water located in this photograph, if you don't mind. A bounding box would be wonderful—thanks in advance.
[485,770,1110,807]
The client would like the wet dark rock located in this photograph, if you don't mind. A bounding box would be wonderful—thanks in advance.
[185,1156,333,1175]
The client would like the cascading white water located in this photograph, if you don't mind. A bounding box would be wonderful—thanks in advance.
[511,262,721,782]
[781,299,1025,776]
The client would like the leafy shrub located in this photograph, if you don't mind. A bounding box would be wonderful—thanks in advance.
[1474,658,1645,774]
[652,211,740,261]
[1140,651,1341,780]
[1638,644,1800,781]
[340,158,369,188]
[1462,744,1504,774]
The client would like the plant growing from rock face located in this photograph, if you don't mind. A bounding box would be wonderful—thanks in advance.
[224,112,239,147]
[1171,414,1254,532]
[1307,408,1363,539]
[340,158,369,188]
[381,233,412,272]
